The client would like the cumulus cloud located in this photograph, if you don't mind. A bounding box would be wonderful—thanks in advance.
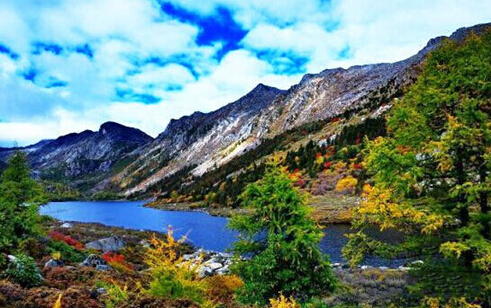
[1,0,491,146]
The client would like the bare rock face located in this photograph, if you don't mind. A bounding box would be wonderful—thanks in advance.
[116,22,491,196]
[85,236,125,252]
[116,31,441,195]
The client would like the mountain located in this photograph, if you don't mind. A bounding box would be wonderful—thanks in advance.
[117,23,491,197]
[114,83,286,193]
[2,22,490,200]
[0,121,153,195]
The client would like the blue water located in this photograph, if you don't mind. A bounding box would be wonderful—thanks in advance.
[40,200,404,266]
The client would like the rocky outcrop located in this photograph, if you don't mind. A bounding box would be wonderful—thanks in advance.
[183,249,234,278]
[85,236,125,252]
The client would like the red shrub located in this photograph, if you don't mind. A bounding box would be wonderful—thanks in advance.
[324,161,332,169]
[353,163,363,170]
[101,252,133,271]
[49,231,84,250]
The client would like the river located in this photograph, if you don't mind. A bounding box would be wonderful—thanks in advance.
[40,200,404,266]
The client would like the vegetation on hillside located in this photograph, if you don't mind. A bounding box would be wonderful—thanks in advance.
[345,31,491,306]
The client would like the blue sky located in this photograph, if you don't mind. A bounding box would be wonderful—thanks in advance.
[1,0,491,146]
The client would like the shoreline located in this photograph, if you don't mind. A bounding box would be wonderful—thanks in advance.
[144,194,357,225]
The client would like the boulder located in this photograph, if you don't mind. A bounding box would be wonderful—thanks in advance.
[206,262,223,271]
[85,236,125,252]
[60,222,73,228]
[44,259,64,268]
[197,266,213,278]
[82,254,107,267]
[96,264,111,271]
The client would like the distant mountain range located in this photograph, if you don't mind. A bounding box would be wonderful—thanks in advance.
[1,22,490,199]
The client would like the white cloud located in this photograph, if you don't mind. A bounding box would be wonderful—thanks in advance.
[1,0,491,146]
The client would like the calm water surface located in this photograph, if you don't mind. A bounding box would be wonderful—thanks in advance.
[40,200,404,266]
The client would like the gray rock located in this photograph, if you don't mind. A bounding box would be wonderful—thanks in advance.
[216,268,229,275]
[360,265,373,270]
[139,239,150,248]
[96,264,111,271]
[96,287,107,295]
[60,222,73,228]
[82,254,107,267]
[197,266,213,278]
[44,259,63,268]
[85,236,125,252]
[206,262,223,271]
[182,254,195,261]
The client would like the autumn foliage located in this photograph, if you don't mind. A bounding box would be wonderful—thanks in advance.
[49,231,84,250]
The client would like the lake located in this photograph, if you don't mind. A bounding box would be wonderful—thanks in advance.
[40,200,405,267]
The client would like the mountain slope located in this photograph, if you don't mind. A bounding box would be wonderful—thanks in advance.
[0,121,153,195]
[115,84,286,193]
[116,22,491,197]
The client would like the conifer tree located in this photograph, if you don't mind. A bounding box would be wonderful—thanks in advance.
[0,151,46,252]
[345,30,491,305]
[229,157,335,305]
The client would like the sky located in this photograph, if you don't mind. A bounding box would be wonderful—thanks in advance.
[1,0,491,146]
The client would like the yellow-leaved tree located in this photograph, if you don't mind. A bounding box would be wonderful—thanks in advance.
[344,30,491,306]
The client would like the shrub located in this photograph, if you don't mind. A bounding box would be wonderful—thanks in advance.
[335,176,358,194]
[101,252,133,273]
[205,274,244,304]
[3,254,43,288]
[144,227,209,305]
[47,240,86,263]
[49,231,84,250]
[270,294,300,308]
[96,280,128,308]
[19,237,48,259]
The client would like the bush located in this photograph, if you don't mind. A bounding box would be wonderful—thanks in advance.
[3,254,43,288]
[19,238,48,259]
[49,231,84,250]
[144,227,209,305]
[269,294,300,308]
[96,280,128,308]
[205,274,244,304]
[47,240,86,263]
[101,252,133,273]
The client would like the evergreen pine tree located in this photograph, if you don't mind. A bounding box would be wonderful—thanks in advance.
[229,157,336,305]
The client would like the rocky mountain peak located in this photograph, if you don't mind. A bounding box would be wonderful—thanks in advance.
[98,121,153,144]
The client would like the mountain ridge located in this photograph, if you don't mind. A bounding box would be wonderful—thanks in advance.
[2,22,490,199]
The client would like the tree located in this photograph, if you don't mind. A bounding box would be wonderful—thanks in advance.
[344,30,491,305]
[229,157,336,305]
[0,151,46,253]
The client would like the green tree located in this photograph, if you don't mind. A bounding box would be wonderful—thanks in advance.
[0,151,46,252]
[229,157,336,305]
[344,30,491,305]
